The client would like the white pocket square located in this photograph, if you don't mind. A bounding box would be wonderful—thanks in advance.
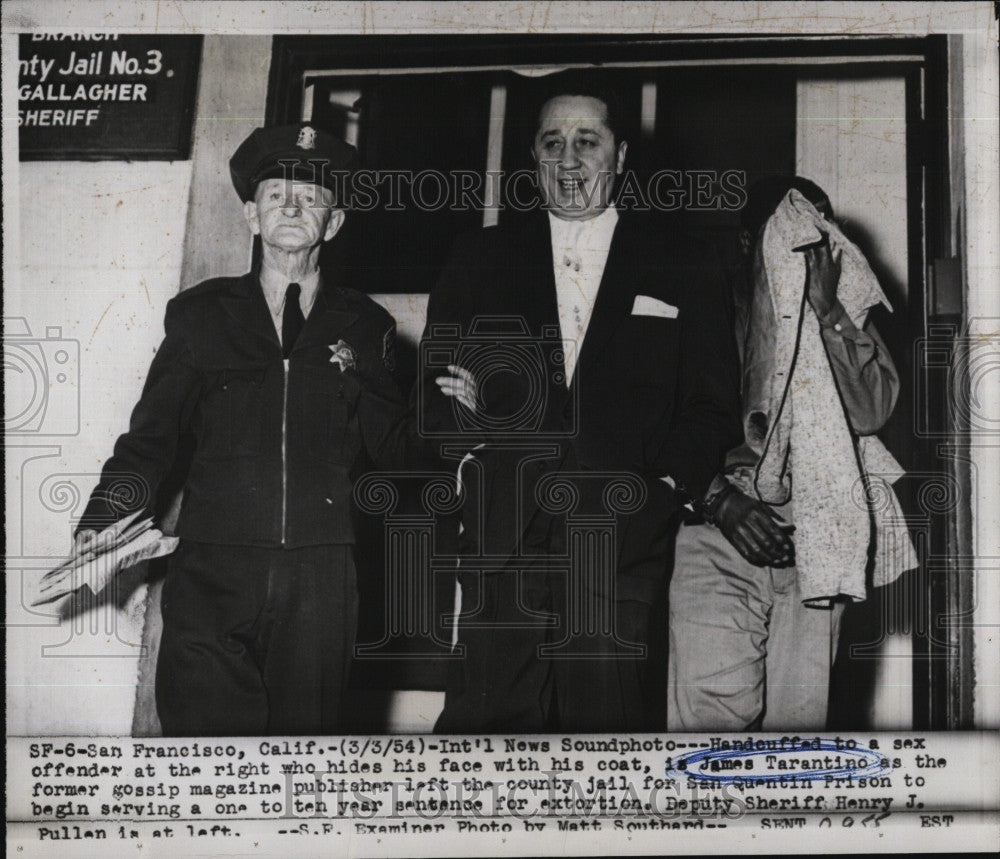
[631,295,678,319]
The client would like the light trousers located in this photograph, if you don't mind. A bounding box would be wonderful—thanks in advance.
[667,522,844,731]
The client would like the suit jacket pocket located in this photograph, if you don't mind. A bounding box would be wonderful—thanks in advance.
[200,366,267,458]
[622,315,679,384]
[297,363,359,464]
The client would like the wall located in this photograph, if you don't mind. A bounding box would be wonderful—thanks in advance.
[180,35,272,287]
[6,158,192,734]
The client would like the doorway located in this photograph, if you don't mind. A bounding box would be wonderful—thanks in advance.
[262,34,966,731]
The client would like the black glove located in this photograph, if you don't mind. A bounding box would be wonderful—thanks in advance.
[714,489,795,568]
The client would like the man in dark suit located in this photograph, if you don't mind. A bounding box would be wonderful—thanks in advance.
[421,77,742,732]
[75,124,418,736]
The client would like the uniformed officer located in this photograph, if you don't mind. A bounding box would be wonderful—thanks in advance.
[75,124,417,736]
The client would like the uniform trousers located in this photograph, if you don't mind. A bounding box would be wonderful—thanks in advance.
[667,522,845,731]
[435,555,654,733]
[156,541,358,736]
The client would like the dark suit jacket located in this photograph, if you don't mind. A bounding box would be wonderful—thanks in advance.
[419,211,742,603]
[79,272,415,547]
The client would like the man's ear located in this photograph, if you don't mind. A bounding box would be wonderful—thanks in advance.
[615,140,628,175]
[244,200,261,236]
[324,209,346,242]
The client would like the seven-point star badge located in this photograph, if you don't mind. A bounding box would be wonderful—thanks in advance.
[329,340,356,372]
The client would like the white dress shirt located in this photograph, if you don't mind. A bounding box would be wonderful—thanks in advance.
[258,263,321,347]
[548,205,619,384]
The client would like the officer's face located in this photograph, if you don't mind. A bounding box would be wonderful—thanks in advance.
[244,179,344,253]
[532,95,627,221]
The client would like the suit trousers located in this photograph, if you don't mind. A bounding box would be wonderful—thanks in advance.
[435,555,654,733]
[667,522,844,731]
[156,541,358,736]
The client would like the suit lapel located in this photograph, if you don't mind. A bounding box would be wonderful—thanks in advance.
[516,217,575,424]
[515,215,560,334]
[573,215,635,385]
[219,272,281,354]
[292,280,359,355]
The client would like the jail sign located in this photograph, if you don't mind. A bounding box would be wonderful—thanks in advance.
[18,34,202,160]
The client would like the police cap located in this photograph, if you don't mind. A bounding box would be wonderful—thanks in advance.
[229,123,357,203]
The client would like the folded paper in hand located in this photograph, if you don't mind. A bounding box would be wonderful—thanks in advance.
[33,510,179,606]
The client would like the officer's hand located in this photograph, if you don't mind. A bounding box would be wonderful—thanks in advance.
[715,490,795,568]
[804,234,842,319]
[435,364,479,413]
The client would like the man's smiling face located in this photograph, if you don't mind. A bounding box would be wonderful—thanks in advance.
[532,94,627,221]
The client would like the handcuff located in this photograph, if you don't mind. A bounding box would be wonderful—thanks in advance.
[699,480,739,526]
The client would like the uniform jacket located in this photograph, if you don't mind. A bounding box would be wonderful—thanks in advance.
[79,272,415,547]
[418,212,743,603]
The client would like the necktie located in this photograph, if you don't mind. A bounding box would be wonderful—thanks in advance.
[282,282,304,358]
